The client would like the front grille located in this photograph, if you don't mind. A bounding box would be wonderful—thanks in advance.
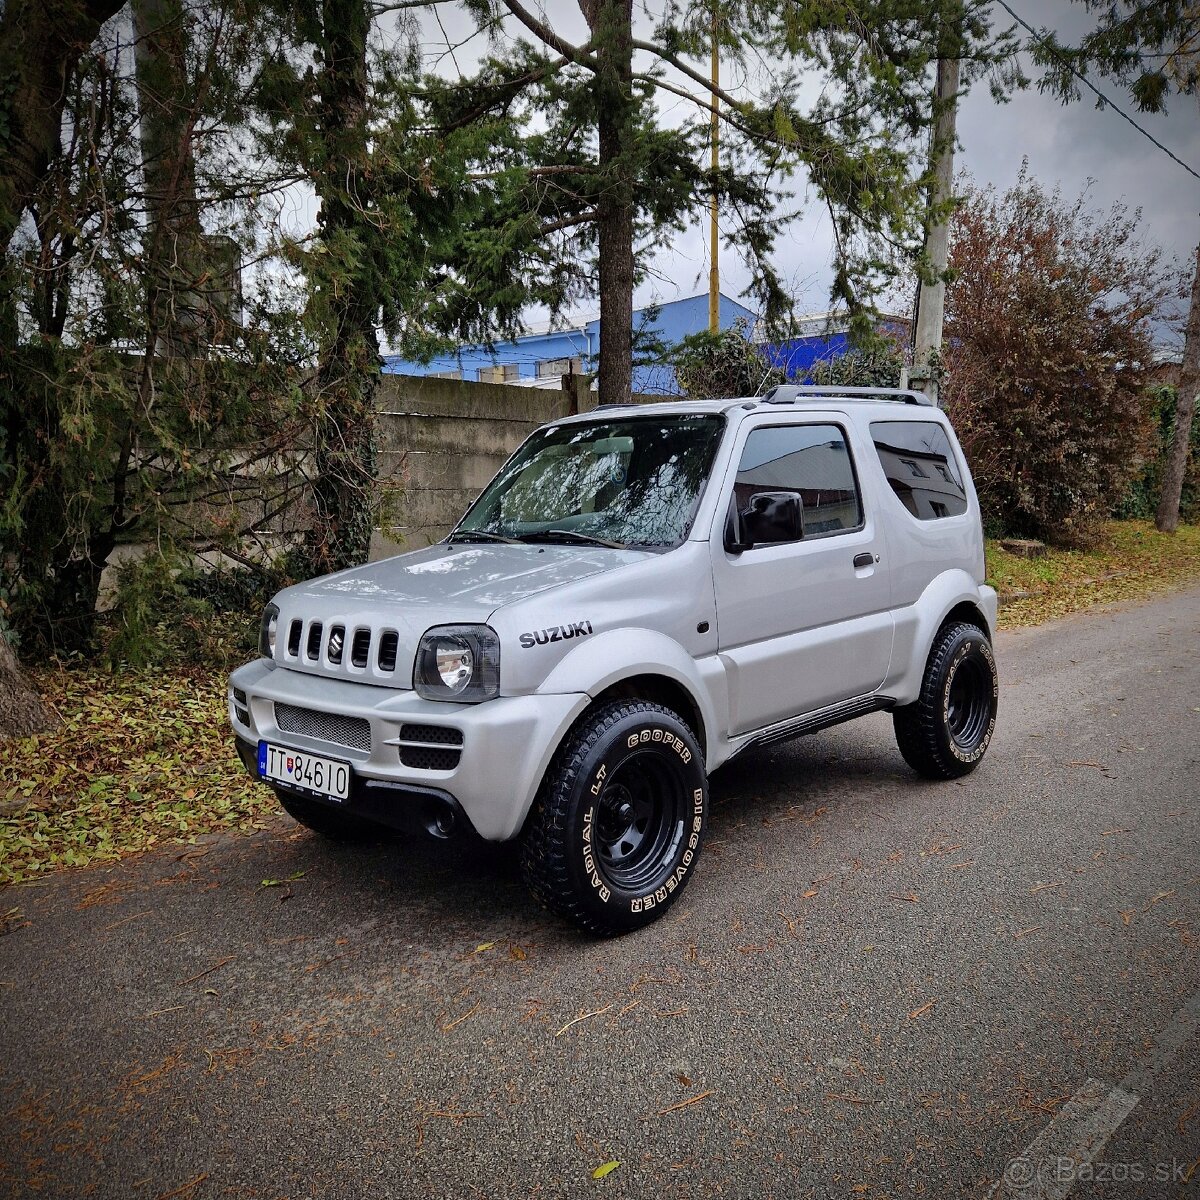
[351,628,371,668]
[275,703,370,753]
[306,622,323,660]
[399,745,461,771]
[399,724,464,746]
[281,615,402,680]
[378,630,399,672]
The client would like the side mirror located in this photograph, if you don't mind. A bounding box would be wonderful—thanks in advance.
[726,491,804,554]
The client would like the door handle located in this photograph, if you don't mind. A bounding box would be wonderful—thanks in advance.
[853,552,875,569]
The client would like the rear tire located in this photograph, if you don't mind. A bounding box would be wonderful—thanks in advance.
[275,790,388,842]
[893,621,998,779]
[520,700,707,937]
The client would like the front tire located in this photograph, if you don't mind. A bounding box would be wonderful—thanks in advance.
[893,621,998,779]
[275,789,388,842]
[520,700,708,937]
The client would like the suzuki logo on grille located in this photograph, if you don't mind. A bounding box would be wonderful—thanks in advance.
[328,630,343,660]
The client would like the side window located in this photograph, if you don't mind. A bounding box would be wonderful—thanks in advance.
[871,420,968,520]
[733,423,862,538]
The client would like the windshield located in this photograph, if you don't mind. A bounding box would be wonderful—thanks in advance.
[454,414,726,550]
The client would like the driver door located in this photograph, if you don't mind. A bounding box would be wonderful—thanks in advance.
[711,419,893,735]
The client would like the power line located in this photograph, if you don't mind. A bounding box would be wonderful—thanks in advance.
[993,0,1200,183]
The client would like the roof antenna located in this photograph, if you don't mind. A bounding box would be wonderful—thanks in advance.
[752,365,776,397]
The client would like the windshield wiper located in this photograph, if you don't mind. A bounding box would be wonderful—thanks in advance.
[447,530,525,545]
[535,529,628,550]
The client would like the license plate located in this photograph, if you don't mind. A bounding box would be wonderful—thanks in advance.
[258,741,351,802]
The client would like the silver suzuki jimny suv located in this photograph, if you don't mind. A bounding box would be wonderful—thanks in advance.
[229,385,998,935]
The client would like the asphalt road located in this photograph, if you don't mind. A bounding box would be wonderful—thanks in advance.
[2,587,1198,1200]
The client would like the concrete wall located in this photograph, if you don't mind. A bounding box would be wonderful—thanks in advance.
[370,372,589,556]
[98,371,661,592]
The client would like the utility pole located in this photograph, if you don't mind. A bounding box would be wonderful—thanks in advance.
[909,5,960,407]
[708,3,720,334]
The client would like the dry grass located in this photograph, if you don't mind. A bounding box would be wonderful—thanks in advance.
[988,520,1200,629]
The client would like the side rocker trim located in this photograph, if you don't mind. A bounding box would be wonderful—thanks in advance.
[727,692,889,760]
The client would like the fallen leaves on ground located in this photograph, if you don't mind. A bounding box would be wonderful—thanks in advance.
[0,667,274,885]
[591,1162,620,1180]
[987,521,1200,630]
[1,905,29,935]
[261,871,305,888]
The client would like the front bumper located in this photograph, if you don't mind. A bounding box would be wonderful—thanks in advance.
[233,736,471,838]
[228,658,589,842]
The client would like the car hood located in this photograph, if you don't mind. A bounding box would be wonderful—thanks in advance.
[268,542,652,686]
[295,542,651,611]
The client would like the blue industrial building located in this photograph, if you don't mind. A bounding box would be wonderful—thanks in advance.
[766,314,911,379]
[383,292,756,395]
[383,291,907,395]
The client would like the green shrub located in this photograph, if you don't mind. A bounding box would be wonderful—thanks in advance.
[1114,385,1200,522]
[674,320,784,399]
[806,342,905,388]
[103,555,281,671]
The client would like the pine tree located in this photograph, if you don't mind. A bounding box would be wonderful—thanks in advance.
[419,0,962,403]
[0,0,127,344]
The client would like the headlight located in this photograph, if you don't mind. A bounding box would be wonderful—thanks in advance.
[259,603,279,658]
[414,625,500,702]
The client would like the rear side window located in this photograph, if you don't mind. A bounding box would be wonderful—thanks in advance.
[734,423,862,536]
[870,420,967,520]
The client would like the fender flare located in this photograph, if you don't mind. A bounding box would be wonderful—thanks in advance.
[536,627,723,765]
[885,570,997,705]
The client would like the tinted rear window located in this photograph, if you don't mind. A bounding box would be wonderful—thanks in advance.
[870,421,967,520]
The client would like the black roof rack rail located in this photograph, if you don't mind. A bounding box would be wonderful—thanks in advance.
[760,384,934,407]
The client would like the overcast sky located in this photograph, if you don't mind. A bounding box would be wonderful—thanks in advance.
[402,1,1199,345]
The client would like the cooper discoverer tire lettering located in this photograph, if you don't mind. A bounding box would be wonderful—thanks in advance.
[893,621,998,779]
[520,700,707,936]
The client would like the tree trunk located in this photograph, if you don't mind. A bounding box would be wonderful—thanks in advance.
[1155,241,1200,534]
[0,0,126,344]
[586,0,635,406]
[0,637,59,739]
[132,0,207,356]
[305,0,379,574]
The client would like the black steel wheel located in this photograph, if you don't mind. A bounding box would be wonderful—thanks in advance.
[520,700,707,936]
[893,621,998,779]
